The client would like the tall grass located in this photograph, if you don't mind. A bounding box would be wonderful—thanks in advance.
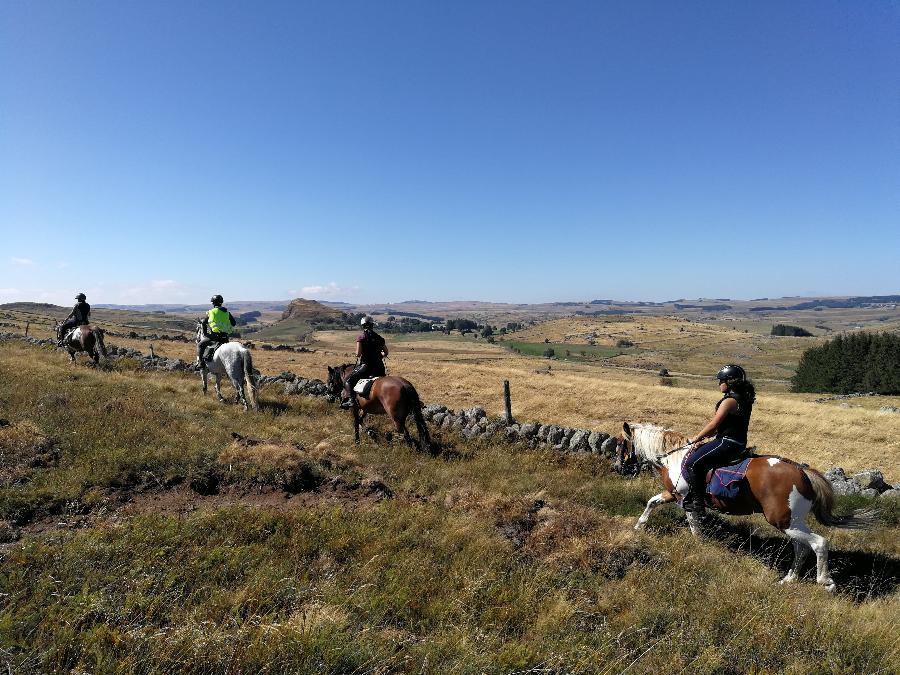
[0,341,899,673]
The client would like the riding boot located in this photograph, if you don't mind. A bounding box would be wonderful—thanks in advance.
[340,386,354,409]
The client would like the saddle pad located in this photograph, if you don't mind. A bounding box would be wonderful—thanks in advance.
[706,456,753,500]
[353,377,378,397]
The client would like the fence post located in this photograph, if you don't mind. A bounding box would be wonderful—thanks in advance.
[149,344,155,359]
[504,380,514,425]
[24,322,29,337]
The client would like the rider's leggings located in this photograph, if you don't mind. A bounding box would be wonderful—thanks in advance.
[344,362,385,398]
[683,437,746,502]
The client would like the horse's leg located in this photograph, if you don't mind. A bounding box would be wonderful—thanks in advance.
[214,374,225,403]
[778,488,834,590]
[779,538,811,586]
[201,368,209,395]
[635,491,675,530]
[68,348,76,363]
[227,370,246,408]
[353,405,361,444]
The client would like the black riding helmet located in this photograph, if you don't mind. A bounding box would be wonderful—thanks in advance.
[717,364,746,384]
[210,294,224,306]
[75,293,86,301]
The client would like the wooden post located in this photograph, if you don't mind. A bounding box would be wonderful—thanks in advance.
[149,344,155,359]
[24,322,29,336]
[504,380,514,425]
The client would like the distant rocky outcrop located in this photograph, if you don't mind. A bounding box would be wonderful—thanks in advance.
[280,298,343,321]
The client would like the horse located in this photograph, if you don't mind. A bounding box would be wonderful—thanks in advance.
[326,364,431,451]
[615,421,875,591]
[57,323,107,364]
[195,320,258,411]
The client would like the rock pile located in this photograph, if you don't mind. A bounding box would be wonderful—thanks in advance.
[823,468,900,500]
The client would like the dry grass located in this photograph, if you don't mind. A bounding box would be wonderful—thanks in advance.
[1,340,899,673]
[6,313,900,481]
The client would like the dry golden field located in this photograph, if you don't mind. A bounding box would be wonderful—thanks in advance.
[7,310,899,481]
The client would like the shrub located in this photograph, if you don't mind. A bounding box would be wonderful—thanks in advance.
[616,339,634,348]
[542,348,555,358]
[772,324,813,337]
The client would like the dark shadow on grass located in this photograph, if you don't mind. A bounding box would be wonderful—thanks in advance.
[256,399,289,416]
[704,518,900,602]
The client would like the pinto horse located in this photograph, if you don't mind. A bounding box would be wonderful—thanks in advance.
[616,422,874,591]
[327,364,431,451]
[58,323,107,364]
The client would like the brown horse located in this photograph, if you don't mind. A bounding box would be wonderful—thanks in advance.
[616,422,875,591]
[327,365,431,451]
[58,323,108,364]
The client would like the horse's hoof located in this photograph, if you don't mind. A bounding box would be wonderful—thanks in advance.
[821,579,836,592]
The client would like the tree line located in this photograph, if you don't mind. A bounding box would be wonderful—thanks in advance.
[792,332,900,394]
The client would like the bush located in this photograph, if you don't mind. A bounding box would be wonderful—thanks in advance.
[616,339,634,348]
[772,324,813,337]
[542,348,555,358]
[792,332,900,394]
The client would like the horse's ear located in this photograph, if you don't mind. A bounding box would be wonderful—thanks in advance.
[622,422,632,438]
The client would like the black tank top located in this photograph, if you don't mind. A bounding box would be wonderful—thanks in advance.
[358,331,385,367]
[715,392,752,444]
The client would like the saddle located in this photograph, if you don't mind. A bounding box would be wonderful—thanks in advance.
[700,456,754,501]
[353,377,379,398]
[203,340,228,362]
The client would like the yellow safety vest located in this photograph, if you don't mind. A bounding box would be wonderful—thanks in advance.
[207,307,234,334]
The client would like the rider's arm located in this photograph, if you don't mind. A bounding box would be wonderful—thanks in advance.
[688,397,736,446]
[382,344,389,358]
[356,341,362,360]
[228,312,236,326]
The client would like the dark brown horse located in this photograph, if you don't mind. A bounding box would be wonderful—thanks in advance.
[616,422,875,591]
[58,323,107,364]
[327,365,431,451]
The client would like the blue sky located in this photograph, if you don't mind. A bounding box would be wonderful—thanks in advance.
[1,1,897,305]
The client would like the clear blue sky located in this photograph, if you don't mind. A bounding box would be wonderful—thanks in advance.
[2,1,898,305]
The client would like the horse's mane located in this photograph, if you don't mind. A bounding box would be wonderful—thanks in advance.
[628,423,689,461]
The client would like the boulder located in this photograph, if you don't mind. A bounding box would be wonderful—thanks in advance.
[824,467,847,483]
[536,425,549,441]
[519,423,539,439]
[588,431,609,453]
[569,429,589,452]
[600,436,618,458]
[849,470,890,493]
[546,426,564,445]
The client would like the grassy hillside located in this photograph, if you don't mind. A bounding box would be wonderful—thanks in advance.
[0,341,899,673]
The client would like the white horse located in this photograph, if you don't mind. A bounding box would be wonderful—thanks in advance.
[195,321,258,411]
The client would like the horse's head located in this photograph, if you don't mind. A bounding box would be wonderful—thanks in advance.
[615,422,640,476]
[326,365,347,395]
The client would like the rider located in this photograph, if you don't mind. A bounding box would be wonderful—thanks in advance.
[340,316,388,408]
[196,294,236,367]
[682,364,756,522]
[57,292,91,345]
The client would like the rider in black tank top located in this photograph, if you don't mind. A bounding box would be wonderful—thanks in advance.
[682,364,756,522]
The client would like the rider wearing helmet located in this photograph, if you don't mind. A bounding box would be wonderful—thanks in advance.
[340,316,389,408]
[57,293,91,345]
[682,364,756,522]
[196,294,236,367]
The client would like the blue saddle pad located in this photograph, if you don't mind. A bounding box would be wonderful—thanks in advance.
[706,456,753,500]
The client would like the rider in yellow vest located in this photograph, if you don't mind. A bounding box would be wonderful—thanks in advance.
[196,294,236,367]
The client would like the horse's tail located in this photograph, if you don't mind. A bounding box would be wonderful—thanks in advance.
[96,328,108,357]
[405,383,431,451]
[243,348,258,410]
[803,467,877,529]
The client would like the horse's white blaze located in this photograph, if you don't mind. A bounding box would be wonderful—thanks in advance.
[767,457,781,466]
